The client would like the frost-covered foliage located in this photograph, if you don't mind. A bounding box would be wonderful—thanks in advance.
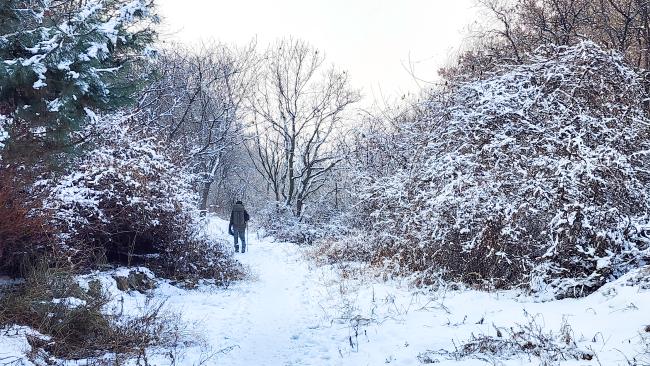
[257,201,355,245]
[42,118,241,283]
[0,0,156,155]
[258,203,318,244]
[359,41,650,298]
[44,118,194,258]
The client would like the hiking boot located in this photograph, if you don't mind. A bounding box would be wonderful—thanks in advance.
[234,245,239,253]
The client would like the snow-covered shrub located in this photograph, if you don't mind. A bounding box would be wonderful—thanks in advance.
[44,119,193,263]
[257,201,352,244]
[257,202,319,244]
[43,118,241,282]
[360,41,650,297]
[307,204,379,264]
[157,232,244,287]
[310,233,374,265]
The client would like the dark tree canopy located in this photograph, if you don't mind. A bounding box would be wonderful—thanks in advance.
[0,0,157,162]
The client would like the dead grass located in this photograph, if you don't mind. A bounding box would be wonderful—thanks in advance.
[308,235,373,266]
[418,313,593,365]
[0,264,185,361]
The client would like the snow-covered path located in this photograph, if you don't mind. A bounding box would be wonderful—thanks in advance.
[156,218,650,366]
[161,219,337,365]
[2,217,649,365]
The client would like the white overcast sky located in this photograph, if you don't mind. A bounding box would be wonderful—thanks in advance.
[156,0,478,105]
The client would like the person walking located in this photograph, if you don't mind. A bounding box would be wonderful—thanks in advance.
[229,200,250,253]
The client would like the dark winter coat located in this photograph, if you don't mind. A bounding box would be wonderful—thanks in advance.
[229,203,249,231]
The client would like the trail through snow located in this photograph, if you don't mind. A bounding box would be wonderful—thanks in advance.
[159,218,650,366]
[165,218,338,365]
[2,217,649,365]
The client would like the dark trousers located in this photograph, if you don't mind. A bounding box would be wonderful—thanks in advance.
[233,227,246,252]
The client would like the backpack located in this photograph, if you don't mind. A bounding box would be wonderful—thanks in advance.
[231,205,247,228]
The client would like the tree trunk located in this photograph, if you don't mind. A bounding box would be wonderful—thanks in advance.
[199,180,212,216]
[296,198,304,217]
[335,182,339,210]
[638,0,650,111]
[285,137,296,207]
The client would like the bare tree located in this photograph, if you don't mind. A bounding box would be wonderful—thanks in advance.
[247,38,360,217]
[134,42,258,213]
[443,0,650,82]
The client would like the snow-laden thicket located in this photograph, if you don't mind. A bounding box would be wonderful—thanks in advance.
[257,202,352,244]
[44,117,192,248]
[356,42,650,298]
[42,118,242,284]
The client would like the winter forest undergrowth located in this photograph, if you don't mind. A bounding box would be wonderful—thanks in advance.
[1,0,650,365]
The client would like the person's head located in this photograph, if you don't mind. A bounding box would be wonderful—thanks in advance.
[235,200,243,205]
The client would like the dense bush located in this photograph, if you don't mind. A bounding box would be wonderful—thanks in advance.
[43,118,242,283]
[156,231,245,287]
[257,202,318,244]
[0,168,52,276]
[44,119,193,265]
[356,42,650,298]
[258,201,353,245]
[310,234,374,265]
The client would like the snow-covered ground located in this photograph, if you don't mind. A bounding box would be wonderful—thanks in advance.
[2,217,649,365]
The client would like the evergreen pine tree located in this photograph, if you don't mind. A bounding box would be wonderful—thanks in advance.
[0,0,157,163]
